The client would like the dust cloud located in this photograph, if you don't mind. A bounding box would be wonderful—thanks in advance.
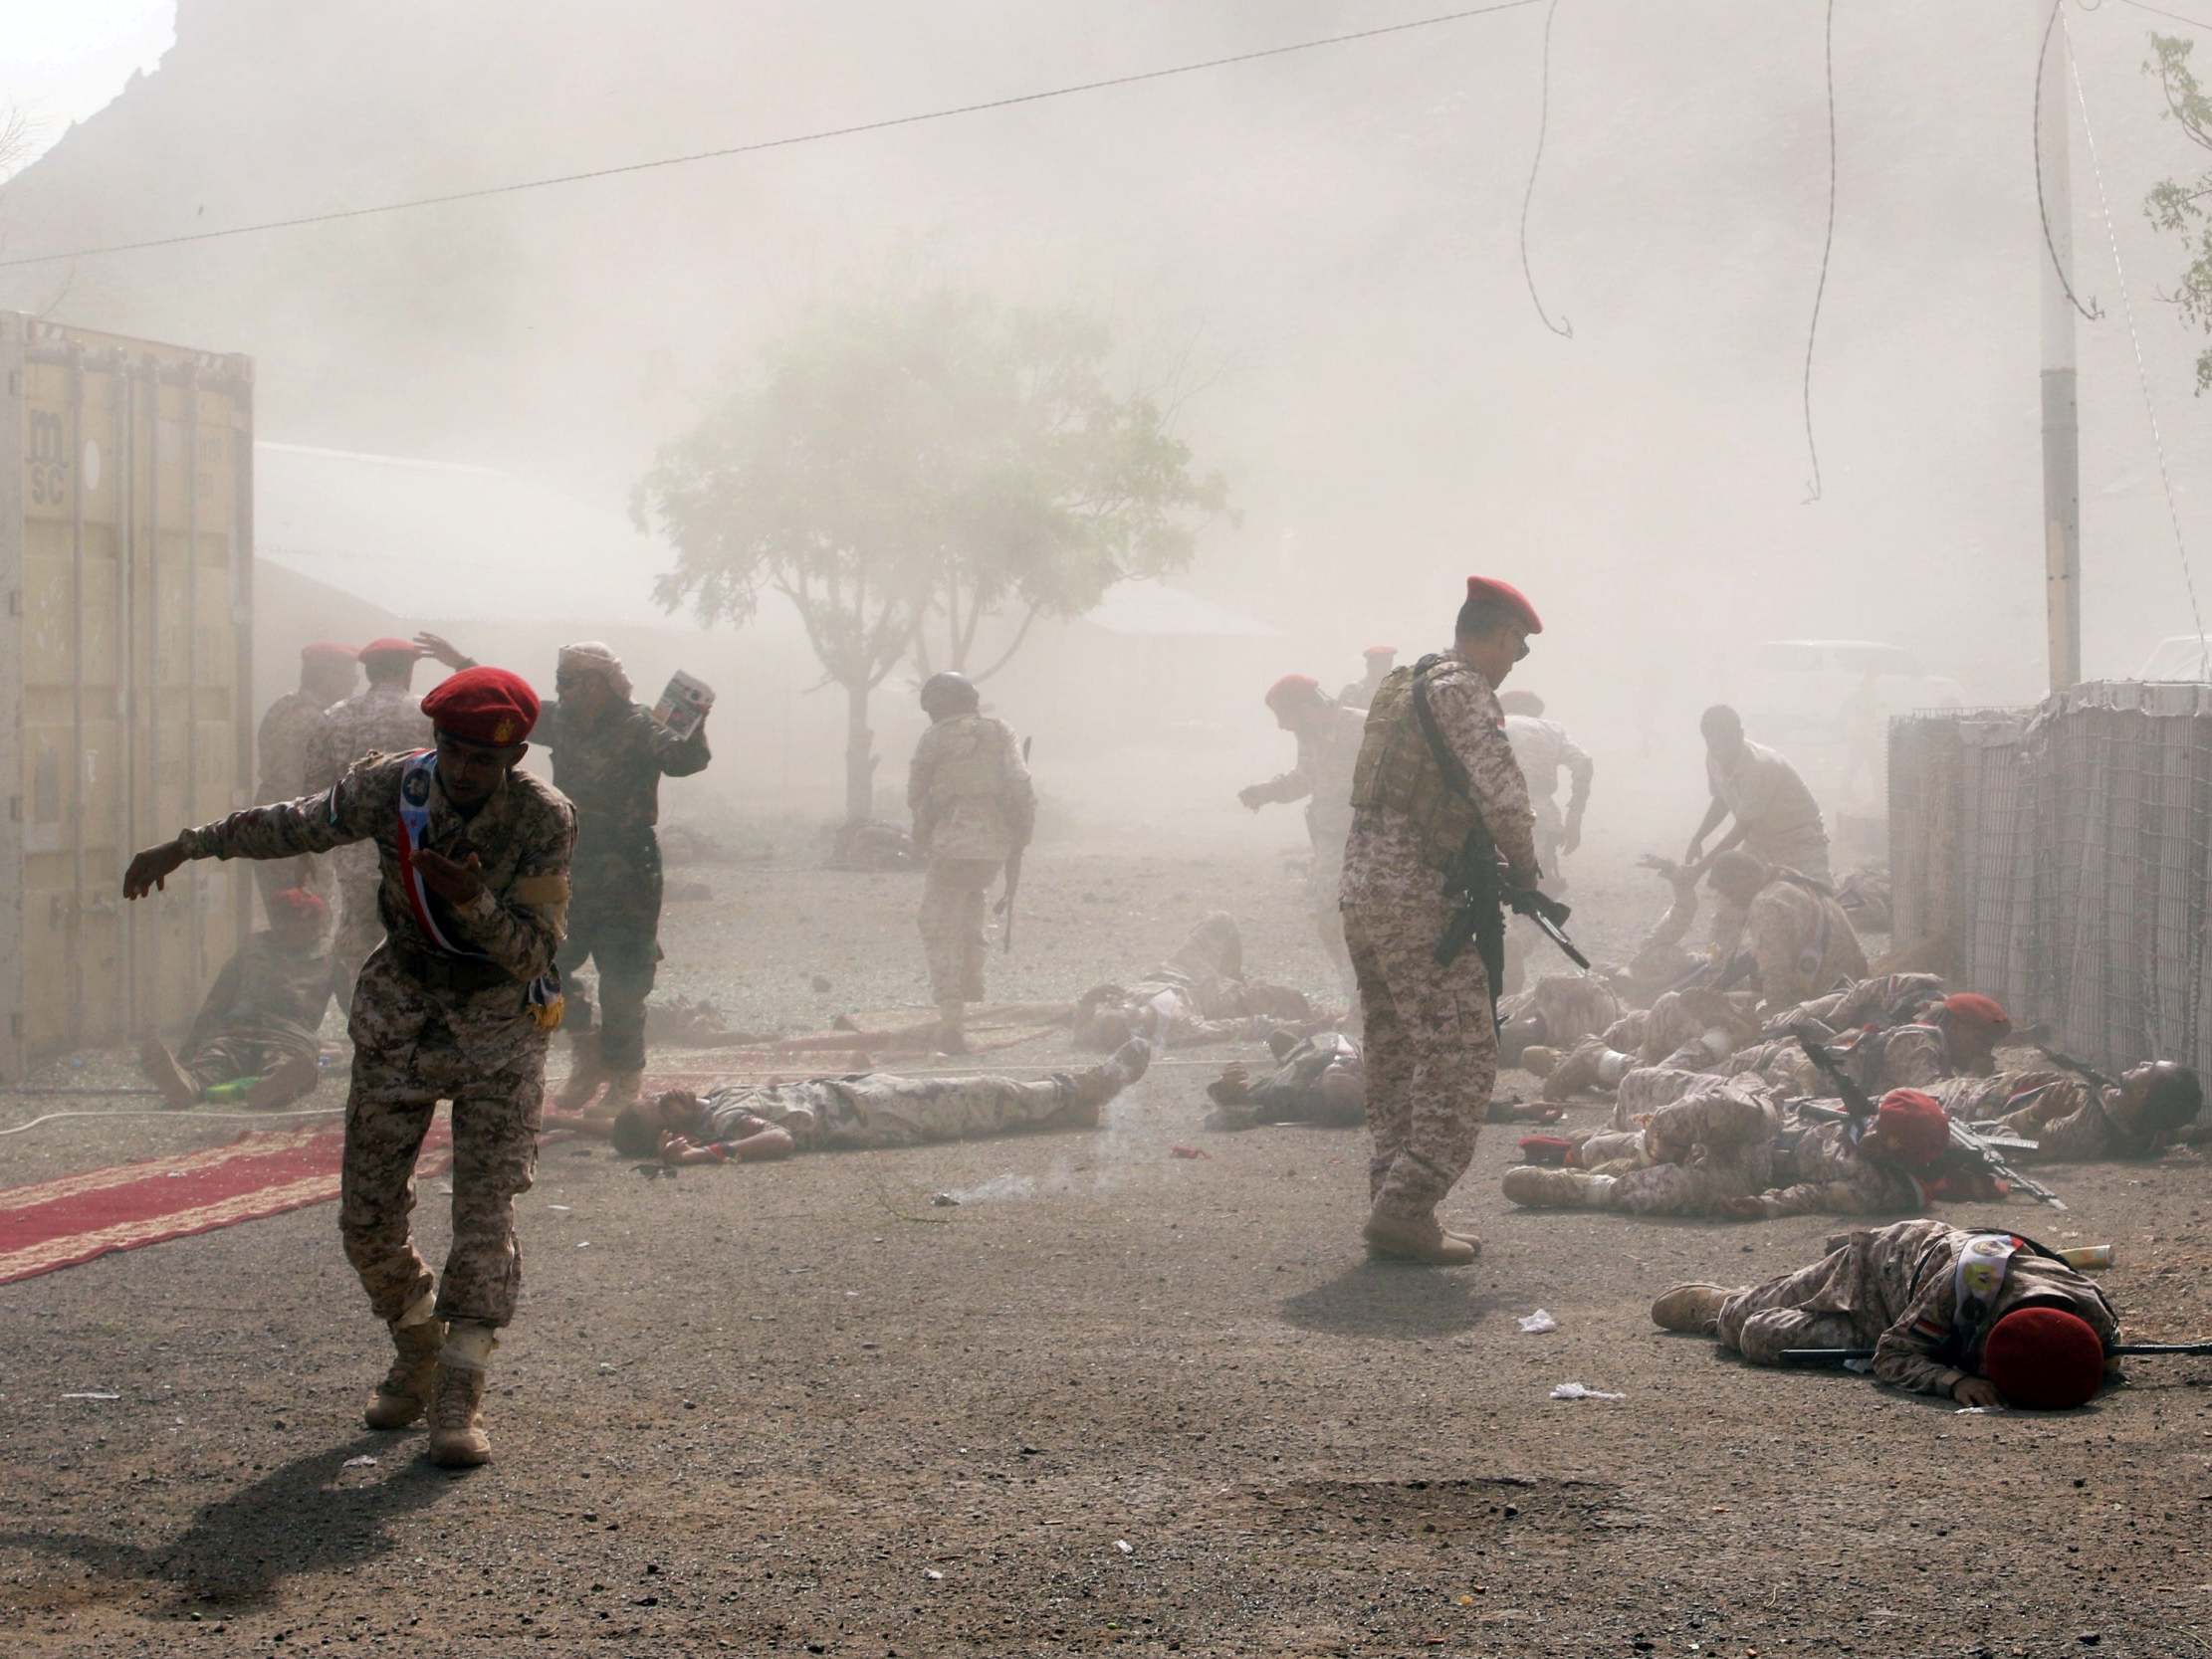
[4,0,2204,843]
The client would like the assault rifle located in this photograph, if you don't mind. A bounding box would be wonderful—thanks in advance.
[1411,661,1588,979]
[2035,1043,2118,1093]
[1792,1026,2067,1211]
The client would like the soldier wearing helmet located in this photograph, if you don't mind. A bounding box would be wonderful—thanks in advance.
[908,673,1034,1050]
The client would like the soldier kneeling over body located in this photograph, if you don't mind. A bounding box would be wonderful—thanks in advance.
[601,1038,1153,1162]
[1652,1219,2118,1409]
[139,885,333,1111]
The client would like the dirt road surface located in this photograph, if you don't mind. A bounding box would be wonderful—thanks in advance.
[3,845,2208,1657]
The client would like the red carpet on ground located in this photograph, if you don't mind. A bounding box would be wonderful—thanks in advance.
[0,1120,453,1287]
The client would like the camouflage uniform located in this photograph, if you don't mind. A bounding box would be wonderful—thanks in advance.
[303,684,435,1002]
[908,713,1034,1020]
[176,755,574,1329]
[253,688,337,924]
[1709,873,1868,1009]
[1246,701,1369,984]
[1706,738,1832,884]
[1715,1219,2117,1393]
[536,698,710,1072]
[1502,714,1591,888]
[1500,972,1621,1056]
[176,929,333,1088]
[1342,652,1537,1221]
[1604,1079,1780,1214]
[1743,1115,1924,1219]
[1948,1072,2172,1162]
[693,1071,1089,1150]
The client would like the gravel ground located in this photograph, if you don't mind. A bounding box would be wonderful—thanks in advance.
[3,842,2210,1658]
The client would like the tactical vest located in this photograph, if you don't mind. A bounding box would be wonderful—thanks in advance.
[927,717,1007,804]
[1348,661,1487,870]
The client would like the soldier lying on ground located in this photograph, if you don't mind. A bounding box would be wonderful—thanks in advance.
[1205,1031,1564,1134]
[1071,913,1315,1050]
[1578,990,2012,1131]
[594,1038,1153,1161]
[1496,973,1622,1072]
[1651,1218,2117,1409]
[1935,1061,2205,1163]
[1502,1085,1979,1219]
[139,885,333,1111]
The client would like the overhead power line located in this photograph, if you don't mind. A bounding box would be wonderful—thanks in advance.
[1801,0,1839,504]
[2115,0,2212,32]
[0,1,1548,271]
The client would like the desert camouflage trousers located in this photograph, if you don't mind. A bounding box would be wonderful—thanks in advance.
[338,1020,550,1331]
[920,857,999,1008]
[814,1072,1078,1148]
[1343,892,1495,1222]
[1715,1252,1872,1365]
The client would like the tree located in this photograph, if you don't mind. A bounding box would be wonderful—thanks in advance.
[2144,34,2212,393]
[633,290,1229,824]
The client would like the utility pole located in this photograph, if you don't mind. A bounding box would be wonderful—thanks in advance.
[2040,11,2083,692]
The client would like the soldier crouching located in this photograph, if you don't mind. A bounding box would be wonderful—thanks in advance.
[124,666,573,1469]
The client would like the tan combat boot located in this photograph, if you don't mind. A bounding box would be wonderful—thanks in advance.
[553,1041,608,1112]
[364,1295,447,1430]
[1518,1044,1561,1080]
[426,1321,497,1469]
[1501,1164,1612,1209]
[1362,1209,1477,1266]
[1651,1283,1736,1335]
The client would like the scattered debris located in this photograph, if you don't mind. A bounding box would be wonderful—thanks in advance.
[60,1391,118,1401]
[341,1455,378,1469]
[1170,1144,1209,1160]
[924,1569,943,1581]
[1549,1382,1624,1401]
[930,1192,961,1207]
[1516,1310,1560,1335]
[1114,1540,1133,1555]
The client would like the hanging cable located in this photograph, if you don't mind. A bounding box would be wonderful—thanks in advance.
[2038,0,2104,322]
[1801,0,1839,504]
[2065,18,2210,659]
[1518,0,1573,337]
[2117,0,2212,31]
[0,1,1549,271]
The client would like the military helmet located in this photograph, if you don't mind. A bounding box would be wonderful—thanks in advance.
[919,671,980,717]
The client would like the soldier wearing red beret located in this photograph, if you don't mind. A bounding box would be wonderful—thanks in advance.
[126,664,575,1470]
[251,642,361,930]
[1340,576,1543,1265]
[1653,1219,2118,1409]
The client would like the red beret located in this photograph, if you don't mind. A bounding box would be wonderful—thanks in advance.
[1265,673,1323,707]
[271,886,328,919]
[1983,1306,2106,1409]
[1363,645,1398,659]
[421,666,540,746]
[1465,576,1542,634]
[357,637,421,662]
[301,642,357,662]
[1941,993,2011,1033]
[1874,1088,1951,1166]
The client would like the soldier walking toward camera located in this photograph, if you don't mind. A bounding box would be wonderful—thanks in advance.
[125,667,573,1469]
[426,638,712,1119]
[908,672,1034,1052]
[1341,576,1542,1265]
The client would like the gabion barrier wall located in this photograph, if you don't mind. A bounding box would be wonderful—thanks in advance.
[1890,683,2212,1083]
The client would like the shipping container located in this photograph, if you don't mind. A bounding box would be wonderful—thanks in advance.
[0,313,255,1079]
